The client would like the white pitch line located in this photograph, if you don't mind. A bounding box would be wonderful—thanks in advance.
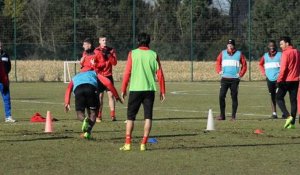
[11,99,271,118]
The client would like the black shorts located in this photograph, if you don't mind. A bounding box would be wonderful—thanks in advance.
[266,78,276,95]
[127,91,155,121]
[74,84,99,111]
[99,75,114,92]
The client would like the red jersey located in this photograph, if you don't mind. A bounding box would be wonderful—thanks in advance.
[80,51,105,72]
[94,46,117,76]
[277,46,300,82]
[0,61,8,86]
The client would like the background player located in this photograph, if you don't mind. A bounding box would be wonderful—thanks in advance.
[0,40,15,122]
[259,40,282,119]
[94,35,118,122]
[276,37,300,129]
[215,39,247,121]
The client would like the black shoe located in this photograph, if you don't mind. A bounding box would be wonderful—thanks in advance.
[281,114,287,119]
[271,114,278,119]
[217,116,226,120]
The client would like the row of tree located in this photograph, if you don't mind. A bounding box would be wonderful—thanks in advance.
[0,0,299,60]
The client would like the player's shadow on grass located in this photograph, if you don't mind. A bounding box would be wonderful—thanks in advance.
[155,142,300,151]
[0,136,73,143]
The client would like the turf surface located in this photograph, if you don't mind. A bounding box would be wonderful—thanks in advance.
[0,82,299,175]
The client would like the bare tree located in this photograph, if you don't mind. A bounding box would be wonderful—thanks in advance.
[24,0,48,47]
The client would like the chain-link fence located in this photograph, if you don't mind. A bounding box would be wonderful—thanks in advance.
[0,0,299,82]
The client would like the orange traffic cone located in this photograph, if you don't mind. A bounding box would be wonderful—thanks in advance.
[44,111,53,133]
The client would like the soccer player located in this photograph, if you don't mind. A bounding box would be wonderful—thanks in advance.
[259,40,282,119]
[94,35,118,122]
[215,39,247,121]
[64,70,123,139]
[80,38,101,72]
[0,41,15,122]
[276,37,300,129]
[119,33,165,151]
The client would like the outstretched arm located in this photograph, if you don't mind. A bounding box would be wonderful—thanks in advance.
[97,74,123,103]
[64,81,74,112]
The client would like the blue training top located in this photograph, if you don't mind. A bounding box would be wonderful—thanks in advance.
[221,50,241,78]
[72,71,98,92]
[263,52,282,81]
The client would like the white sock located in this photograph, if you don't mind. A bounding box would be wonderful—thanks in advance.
[272,112,277,115]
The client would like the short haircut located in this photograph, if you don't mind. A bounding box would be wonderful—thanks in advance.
[137,33,150,47]
[268,40,277,47]
[83,38,93,45]
[279,36,292,45]
[99,35,107,39]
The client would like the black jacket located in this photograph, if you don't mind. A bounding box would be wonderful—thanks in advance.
[0,50,11,74]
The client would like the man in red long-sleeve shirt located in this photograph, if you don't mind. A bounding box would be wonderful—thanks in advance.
[94,35,118,122]
[80,38,105,73]
[215,39,247,121]
[277,37,300,129]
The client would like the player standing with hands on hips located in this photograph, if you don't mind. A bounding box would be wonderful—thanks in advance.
[120,33,165,151]
[215,39,247,121]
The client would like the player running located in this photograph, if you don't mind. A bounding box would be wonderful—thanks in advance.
[276,37,300,129]
[215,39,247,121]
[64,70,123,139]
[119,33,165,151]
[259,40,282,119]
[94,35,118,122]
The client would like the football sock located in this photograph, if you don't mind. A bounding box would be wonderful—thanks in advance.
[125,134,131,144]
[98,111,102,118]
[141,136,148,144]
[110,110,115,118]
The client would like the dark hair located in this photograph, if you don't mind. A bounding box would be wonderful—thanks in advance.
[268,40,277,47]
[83,38,93,45]
[99,35,107,39]
[279,36,292,45]
[83,38,94,53]
[137,33,150,47]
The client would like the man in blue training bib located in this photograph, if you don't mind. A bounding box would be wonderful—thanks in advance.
[259,40,283,119]
[215,39,247,121]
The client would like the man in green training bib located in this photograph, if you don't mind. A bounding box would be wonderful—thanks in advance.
[120,33,166,151]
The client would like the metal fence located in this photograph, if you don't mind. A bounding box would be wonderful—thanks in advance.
[0,0,299,81]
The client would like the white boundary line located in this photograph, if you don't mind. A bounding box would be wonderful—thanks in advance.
[11,99,271,117]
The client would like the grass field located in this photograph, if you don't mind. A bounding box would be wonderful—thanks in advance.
[0,82,300,175]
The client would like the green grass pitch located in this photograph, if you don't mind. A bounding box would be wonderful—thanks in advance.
[0,82,299,175]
